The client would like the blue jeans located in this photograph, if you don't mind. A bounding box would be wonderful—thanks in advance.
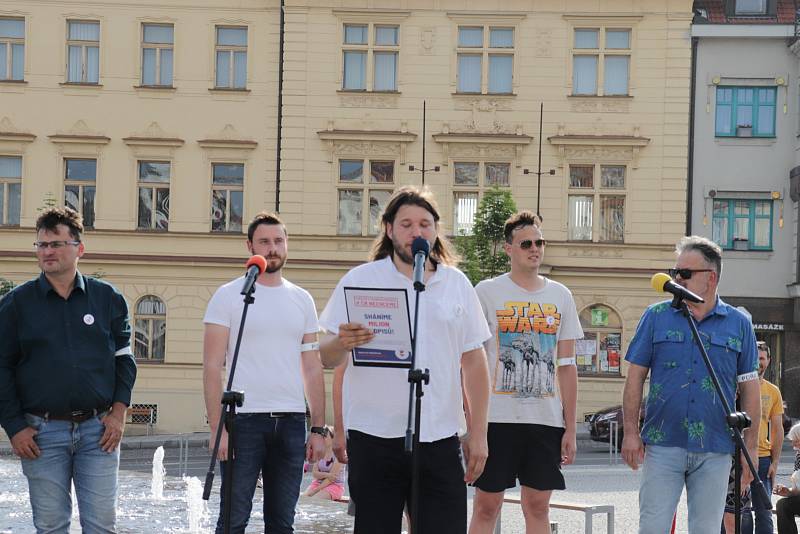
[215,413,306,534]
[638,445,732,534]
[21,413,119,534]
[739,456,774,534]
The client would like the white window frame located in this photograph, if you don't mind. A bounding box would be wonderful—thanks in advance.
[214,25,247,89]
[336,158,395,236]
[210,162,245,232]
[455,25,515,95]
[340,23,400,92]
[63,157,97,228]
[566,163,627,243]
[134,295,167,361]
[66,20,100,84]
[735,0,768,15]
[0,155,22,226]
[136,160,171,230]
[141,23,174,87]
[452,160,512,235]
[570,26,633,96]
[0,17,24,81]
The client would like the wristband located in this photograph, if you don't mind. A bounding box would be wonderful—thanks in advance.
[310,426,329,437]
[300,341,320,352]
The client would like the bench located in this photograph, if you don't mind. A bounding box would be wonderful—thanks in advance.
[126,406,155,435]
[335,494,611,534]
[495,496,614,534]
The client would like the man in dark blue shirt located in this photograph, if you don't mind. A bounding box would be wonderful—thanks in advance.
[0,207,137,533]
[622,235,760,533]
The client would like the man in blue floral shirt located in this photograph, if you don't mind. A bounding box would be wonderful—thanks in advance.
[622,236,760,534]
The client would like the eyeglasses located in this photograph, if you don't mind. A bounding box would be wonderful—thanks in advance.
[33,240,81,250]
[667,268,713,280]
[518,239,547,250]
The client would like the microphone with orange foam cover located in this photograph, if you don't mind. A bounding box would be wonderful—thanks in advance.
[650,272,704,304]
[245,255,268,274]
[241,255,268,295]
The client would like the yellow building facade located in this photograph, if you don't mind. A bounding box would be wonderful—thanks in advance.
[0,0,693,435]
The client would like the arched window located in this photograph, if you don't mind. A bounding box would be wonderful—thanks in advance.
[134,295,166,361]
[577,304,622,376]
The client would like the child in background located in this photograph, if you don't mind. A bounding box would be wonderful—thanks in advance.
[303,426,345,501]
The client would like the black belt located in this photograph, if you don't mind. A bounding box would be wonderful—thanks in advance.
[30,407,108,423]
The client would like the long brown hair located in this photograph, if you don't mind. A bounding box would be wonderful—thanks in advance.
[368,186,460,266]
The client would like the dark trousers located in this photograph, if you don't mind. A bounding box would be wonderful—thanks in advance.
[215,413,306,534]
[741,456,774,534]
[347,430,467,534]
[777,495,800,534]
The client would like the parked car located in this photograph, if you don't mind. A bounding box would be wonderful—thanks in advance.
[589,399,793,448]
[587,400,645,450]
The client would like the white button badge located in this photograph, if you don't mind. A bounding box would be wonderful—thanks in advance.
[83,314,95,326]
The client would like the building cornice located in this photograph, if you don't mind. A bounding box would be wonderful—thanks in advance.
[432,132,533,165]
[123,136,185,147]
[548,134,650,147]
[548,134,650,169]
[0,132,35,143]
[317,129,417,164]
[48,134,111,145]
[691,24,794,37]
[317,129,417,143]
[197,138,257,149]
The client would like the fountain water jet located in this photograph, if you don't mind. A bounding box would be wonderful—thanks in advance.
[151,445,165,500]
[184,475,209,532]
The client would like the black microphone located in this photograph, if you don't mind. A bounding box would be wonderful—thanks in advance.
[651,273,704,304]
[412,237,430,291]
[241,255,268,295]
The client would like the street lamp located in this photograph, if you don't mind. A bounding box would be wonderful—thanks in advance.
[524,102,555,220]
[408,100,440,185]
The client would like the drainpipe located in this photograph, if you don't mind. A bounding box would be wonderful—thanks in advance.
[686,35,698,236]
[275,0,285,213]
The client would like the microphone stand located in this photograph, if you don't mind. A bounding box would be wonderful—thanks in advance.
[202,284,256,534]
[405,272,429,534]
[671,294,770,534]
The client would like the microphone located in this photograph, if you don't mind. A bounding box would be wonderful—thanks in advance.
[412,237,430,291]
[241,255,268,295]
[651,272,704,304]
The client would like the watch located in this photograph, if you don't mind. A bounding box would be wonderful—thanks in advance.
[310,426,329,437]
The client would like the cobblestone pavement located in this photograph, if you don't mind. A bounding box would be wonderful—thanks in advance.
[1,433,798,533]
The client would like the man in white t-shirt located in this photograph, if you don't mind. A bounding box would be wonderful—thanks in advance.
[469,211,582,534]
[202,212,326,534]
[319,186,491,534]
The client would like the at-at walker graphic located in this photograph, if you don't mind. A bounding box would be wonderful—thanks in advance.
[498,349,516,391]
[510,335,554,396]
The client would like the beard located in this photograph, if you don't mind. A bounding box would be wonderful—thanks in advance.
[264,255,286,273]
[391,235,414,265]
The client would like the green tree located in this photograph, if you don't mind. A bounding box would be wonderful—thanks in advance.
[0,278,15,300]
[38,192,57,212]
[454,188,517,285]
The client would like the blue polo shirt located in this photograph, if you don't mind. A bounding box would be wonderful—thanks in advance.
[625,297,758,455]
[0,272,137,439]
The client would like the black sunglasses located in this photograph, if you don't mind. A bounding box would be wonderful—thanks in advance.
[518,239,547,250]
[667,268,713,280]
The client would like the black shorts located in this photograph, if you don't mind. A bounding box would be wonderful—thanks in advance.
[724,455,752,513]
[474,422,565,493]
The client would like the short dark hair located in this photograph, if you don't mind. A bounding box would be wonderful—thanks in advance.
[756,340,770,358]
[35,207,83,240]
[247,211,286,242]
[676,235,723,276]
[504,210,542,243]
